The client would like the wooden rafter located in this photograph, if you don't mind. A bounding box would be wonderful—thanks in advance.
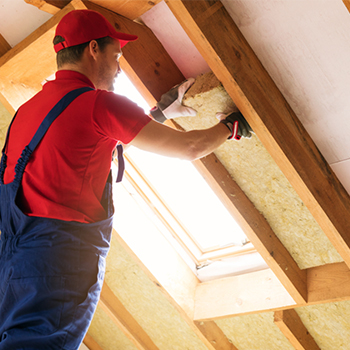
[99,283,160,350]
[274,309,320,350]
[83,333,104,350]
[307,262,350,304]
[165,0,350,269]
[195,321,239,350]
[25,0,162,20]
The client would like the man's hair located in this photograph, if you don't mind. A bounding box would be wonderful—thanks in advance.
[53,36,115,68]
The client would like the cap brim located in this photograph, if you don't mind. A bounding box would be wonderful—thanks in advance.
[114,33,138,48]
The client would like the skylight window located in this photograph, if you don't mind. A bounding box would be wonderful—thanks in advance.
[113,71,268,280]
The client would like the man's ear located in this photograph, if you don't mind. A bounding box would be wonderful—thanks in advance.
[88,40,99,60]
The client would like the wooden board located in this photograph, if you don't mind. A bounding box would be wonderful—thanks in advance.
[26,0,161,19]
[274,309,321,350]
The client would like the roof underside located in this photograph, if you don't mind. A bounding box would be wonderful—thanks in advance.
[1,0,350,349]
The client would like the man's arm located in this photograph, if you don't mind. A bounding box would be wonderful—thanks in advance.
[130,119,231,161]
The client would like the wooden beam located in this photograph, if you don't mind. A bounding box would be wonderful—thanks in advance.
[307,262,350,304]
[88,0,162,20]
[83,333,104,350]
[194,269,296,320]
[26,0,161,19]
[195,321,239,350]
[0,34,11,57]
[194,262,350,320]
[99,283,160,350]
[166,0,350,268]
[24,0,63,15]
[192,153,307,304]
[274,309,320,350]
[0,0,86,110]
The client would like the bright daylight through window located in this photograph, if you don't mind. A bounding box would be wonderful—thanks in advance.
[112,71,268,281]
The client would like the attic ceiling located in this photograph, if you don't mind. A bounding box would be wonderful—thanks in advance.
[1,1,350,350]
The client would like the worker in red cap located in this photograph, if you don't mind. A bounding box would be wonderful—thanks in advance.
[0,9,252,350]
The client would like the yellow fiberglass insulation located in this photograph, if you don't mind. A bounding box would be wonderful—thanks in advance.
[177,72,342,269]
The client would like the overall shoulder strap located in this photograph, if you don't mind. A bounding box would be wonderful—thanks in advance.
[7,87,94,186]
[28,87,94,152]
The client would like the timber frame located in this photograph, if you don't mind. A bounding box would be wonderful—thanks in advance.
[2,1,350,349]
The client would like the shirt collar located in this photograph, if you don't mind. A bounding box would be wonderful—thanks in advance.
[55,70,95,89]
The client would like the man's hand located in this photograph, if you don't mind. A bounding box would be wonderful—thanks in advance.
[217,111,253,140]
[150,78,197,123]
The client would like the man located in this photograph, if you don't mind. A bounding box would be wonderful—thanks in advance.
[0,9,252,350]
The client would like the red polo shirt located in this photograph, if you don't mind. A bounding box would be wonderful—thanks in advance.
[4,70,151,223]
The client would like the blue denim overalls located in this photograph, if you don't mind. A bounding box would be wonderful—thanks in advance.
[0,87,115,349]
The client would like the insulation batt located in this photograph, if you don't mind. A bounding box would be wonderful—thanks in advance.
[178,72,342,269]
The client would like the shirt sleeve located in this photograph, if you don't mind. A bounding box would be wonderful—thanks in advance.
[92,90,152,144]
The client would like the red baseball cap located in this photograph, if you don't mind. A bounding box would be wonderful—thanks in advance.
[54,9,138,53]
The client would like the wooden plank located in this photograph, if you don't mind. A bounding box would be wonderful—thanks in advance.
[26,0,160,19]
[0,0,87,110]
[192,153,307,304]
[0,34,11,57]
[274,309,321,350]
[194,269,297,320]
[99,283,160,350]
[83,333,104,350]
[24,0,62,14]
[195,320,239,350]
[166,0,350,268]
[307,262,350,304]
[194,263,350,320]
[88,0,162,20]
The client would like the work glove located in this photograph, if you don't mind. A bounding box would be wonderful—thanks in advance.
[150,78,197,123]
[217,111,253,140]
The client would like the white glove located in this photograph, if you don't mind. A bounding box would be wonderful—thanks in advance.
[150,78,197,123]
